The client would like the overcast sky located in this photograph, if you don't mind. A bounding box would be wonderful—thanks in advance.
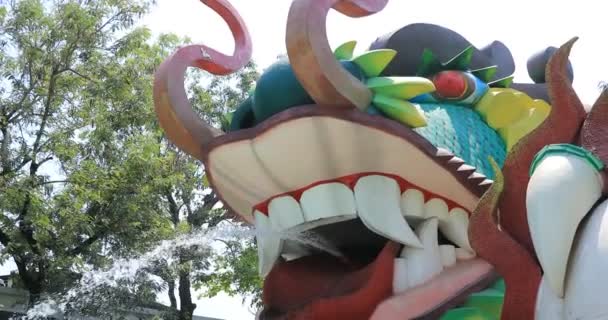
[141,1,607,319]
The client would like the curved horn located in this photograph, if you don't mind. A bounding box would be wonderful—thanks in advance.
[286,0,388,110]
[469,159,542,320]
[153,0,252,160]
[581,89,608,189]
[497,38,587,254]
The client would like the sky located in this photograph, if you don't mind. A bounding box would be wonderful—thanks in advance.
[139,1,608,319]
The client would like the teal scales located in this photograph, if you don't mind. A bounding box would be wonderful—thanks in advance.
[413,103,506,180]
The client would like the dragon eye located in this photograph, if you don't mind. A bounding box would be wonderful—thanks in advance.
[432,71,471,100]
[421,70,488,105]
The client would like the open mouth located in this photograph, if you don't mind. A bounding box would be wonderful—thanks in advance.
[204,106,499,319]
[256,173,495,319]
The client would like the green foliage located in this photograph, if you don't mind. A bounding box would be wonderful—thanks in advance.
[0,0,262,318]
[196,238,263,310]
[0,0,181,301]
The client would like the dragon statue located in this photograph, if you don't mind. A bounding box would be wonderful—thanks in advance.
[153,0,608,319]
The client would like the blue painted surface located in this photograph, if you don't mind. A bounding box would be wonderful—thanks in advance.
[414,103,506,179]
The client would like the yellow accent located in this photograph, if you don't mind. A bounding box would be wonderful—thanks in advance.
[352,49,397,78]
[498,100,551,150]
[334,40,357,60]
[474,88,551,151]
[475,89,529,129]
[372,94,427,128]
[366,77,436,100]
[475,88,551,151]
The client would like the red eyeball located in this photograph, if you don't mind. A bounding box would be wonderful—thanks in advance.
[432,71,468,99]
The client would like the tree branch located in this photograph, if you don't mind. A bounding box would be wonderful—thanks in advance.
[17,195,39,255]
[0,228,11,247]
[37,156,53,167]
[96,10,124,33]
[0,127,11,174]
[201,192,219,212]
[0,156,32,177]
[34,179,69,187]
[66,68,97,83]
[165,190,180,226]
[70,229,106,256]
[32,72,58,155]
[167,279,177,309]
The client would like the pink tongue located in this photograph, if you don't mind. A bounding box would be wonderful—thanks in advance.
[263,242,400,320]
[371,259,496,320]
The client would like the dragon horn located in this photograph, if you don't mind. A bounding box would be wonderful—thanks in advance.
[153,0,252,161]
[497,38,587,255]
[286,0,389,110]
[581,89,608,193]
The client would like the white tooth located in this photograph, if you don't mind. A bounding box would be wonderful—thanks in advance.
[254,210,283,277]
[455,247,476,260]
[355,175,422,248]
[439,244,456,267]
[393,258,409,294]
[300,182,357,222]
[440,208,473,252]
[401,218,442,287]
[424,198,449,220]
[268,196,305,230]
[281,240,313,261]
[400,189,425,218]
[526,153,604,297]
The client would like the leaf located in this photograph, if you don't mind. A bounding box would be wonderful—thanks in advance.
[352,49,397,77]
[417,48,443,76]
[471,66,498,83]
[334,40,357,60]
[488,76,514,88]
[366,76,435,100]
[372,95,427,128]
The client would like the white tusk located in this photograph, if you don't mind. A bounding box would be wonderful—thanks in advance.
[527,152,604,297]
[355,175,422,248]
[254,211,283,277]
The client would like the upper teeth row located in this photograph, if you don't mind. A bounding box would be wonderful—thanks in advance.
[254,175,474,276]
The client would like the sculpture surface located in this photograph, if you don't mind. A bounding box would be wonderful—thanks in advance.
[153,1,608,319]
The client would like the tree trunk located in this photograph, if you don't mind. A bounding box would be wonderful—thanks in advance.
[178,270,196,320]
[15,259,43,306]
[168,279,177,309]
[27,281,43,306]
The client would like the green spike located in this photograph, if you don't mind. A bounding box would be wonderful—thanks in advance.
[489,76,514,88]
[471,65,498,82]
[440,307,489,320]
[334,40,357,60]
[372,95,427,128]
[366,76,435,100]
[417,48,443,76]
[443,46,475,71]
[463,289,504,319]
[352,49,397,77]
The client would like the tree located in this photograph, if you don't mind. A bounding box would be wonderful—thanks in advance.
[0,1,263,318]
[0,0,176,306]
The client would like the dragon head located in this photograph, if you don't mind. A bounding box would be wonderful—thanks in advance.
[153,1,608,319]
